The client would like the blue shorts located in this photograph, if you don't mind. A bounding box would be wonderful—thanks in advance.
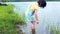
[30,15,35,21]
[27,15,35,23]
[26,9,35,22]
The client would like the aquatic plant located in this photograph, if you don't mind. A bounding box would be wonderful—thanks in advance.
[47,25,60,34]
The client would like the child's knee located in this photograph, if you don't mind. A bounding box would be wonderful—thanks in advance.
[31,24,35,29]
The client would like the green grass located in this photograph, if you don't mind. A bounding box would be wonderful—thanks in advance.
[47,25,60,34]
[0,5,26,34]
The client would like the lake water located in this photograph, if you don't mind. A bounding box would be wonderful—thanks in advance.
[6,2,60,34]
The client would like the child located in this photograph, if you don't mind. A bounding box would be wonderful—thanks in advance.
[26,0,46,34]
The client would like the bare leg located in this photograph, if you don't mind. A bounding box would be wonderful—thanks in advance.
[31,21,35,34]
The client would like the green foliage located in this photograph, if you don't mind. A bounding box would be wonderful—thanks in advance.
[0,0,14,2]
[47,25,60,34]
[0,5,26,34]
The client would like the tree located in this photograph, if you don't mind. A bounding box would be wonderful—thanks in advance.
[0,0,14,2]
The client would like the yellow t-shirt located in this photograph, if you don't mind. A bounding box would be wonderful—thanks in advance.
[29,3,38,11]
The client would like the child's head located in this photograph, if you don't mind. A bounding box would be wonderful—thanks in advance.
[37,0,46,8]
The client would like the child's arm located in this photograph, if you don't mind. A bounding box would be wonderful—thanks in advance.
[34,10,39,24]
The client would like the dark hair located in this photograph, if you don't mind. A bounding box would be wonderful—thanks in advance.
[37,0,46,8]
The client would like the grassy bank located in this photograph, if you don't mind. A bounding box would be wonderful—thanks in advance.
[0,5,26,34]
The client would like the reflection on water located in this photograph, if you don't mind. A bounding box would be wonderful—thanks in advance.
[6,2,60,34]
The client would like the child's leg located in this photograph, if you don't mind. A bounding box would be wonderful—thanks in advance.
[31,21,35,34]
[31,22,35,30]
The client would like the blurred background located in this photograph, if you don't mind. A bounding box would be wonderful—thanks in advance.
[0,0,60,2]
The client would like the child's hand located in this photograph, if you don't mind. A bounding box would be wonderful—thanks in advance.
[35,20,39,24]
